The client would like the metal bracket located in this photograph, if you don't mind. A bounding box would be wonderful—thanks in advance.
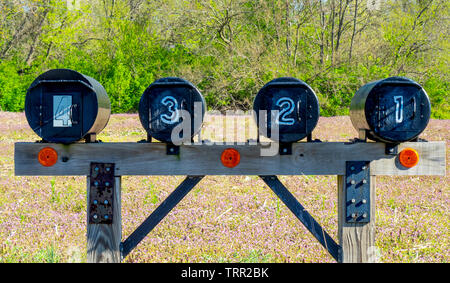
[166,143,180,155]
[279,143,292,155]
[345,161,370,223]
[307,133,322,143]
[385,143,399,155]
[85,133,97,143]
[89,162,115,224]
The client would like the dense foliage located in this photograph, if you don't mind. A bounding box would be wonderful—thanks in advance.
[0,0,448,118]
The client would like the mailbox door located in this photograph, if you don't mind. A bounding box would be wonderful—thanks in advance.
[149,86,192,142]
[374,85,423,141]
[42,89,83,142]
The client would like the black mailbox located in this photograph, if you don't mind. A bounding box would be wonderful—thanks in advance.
[138,77,206,143]
[350,77,431,143]
[25,69,111,143]
[253,77,320,143]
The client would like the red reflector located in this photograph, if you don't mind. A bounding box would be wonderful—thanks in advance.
[399,148,419,168]
[38,147,58,167]
[221,148,240,168]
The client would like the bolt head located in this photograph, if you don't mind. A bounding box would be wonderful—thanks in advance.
[104,215,109,219]
[351,199,356,203]
[93,214,98,219]
[93,200,98,205]
[362,199,367,204]
[350,180,356,185]
[362,213,367,218]
[104,200,109,205]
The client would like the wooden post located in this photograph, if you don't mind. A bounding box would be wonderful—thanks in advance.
[87,176,122,263]
[337,175,377,263]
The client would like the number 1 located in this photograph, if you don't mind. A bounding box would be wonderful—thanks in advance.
[394,96,403,123]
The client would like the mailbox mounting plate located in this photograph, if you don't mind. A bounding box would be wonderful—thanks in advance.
[88,162,115,224]
[345,161,370,223]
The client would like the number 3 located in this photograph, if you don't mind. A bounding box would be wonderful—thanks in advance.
[161,96,180,124]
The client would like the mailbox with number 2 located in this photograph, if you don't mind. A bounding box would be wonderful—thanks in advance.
[253,77,320,143]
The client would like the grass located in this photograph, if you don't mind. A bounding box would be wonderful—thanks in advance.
[0,111,448,263]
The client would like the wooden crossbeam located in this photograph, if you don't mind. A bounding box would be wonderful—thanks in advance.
[15,141,445,176]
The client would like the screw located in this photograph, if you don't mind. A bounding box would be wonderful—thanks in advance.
[170,148,174,152]
[104,200,109,205]
[93,200,98,205]
[362,166,367,170]
[351,199,356,203]
[94,167,99,172]
[350,166,355,171]
[93,214,98,220]
[350,180,356,185]
[351,213,356,218]
[104,215,109,220]
[106,167,111,172]
[362,179,367,184]
[362,199,367,204]
[362,213,367,218]
[105,182,110,187]
[94,181,99,186]
[283,148,287,153]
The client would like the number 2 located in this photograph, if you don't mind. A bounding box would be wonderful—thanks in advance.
[275,97,295,126]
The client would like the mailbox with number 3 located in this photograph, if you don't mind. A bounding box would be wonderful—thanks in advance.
[138,77,206,144]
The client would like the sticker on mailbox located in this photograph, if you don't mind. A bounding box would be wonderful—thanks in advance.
[53,95,72,127]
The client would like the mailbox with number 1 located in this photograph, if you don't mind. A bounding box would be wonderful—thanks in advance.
[349,76,431,143]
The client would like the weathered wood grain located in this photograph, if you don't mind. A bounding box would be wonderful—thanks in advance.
[14,141,445,176]
[338,175,377,263]
[87,176,121,263]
